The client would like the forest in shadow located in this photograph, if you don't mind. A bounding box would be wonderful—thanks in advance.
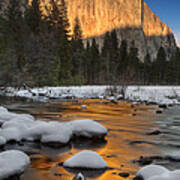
[0,0,179,88]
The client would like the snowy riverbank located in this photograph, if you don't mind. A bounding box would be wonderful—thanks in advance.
[2,86,180,105]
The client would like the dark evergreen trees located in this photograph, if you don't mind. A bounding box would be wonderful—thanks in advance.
[152,47,167,84]
[101,31,119,84]
[49,0,73,85]
[71,17,85,84]
[0,0,28,86]
[0,0,178,87]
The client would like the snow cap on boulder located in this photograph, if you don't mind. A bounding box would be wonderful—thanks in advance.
[135,165,180,180]
[0,150,30,179]
[63,150,108,169]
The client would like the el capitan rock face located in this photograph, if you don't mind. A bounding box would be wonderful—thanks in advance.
[66,0,176,60]
[2,0,177,60]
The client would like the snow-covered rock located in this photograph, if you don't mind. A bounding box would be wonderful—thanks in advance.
[39,122,73,144]
[136,165,169,180]
[0,150,30,179]
[0,136,6,146]
[0,106,8,113]
[0,108,107,145]
[135,165,180,180]
[69,120,107,138]
[63,150,108,169]
[73,173,85,180]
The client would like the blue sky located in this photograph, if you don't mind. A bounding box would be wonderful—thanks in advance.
[145,0,180,44]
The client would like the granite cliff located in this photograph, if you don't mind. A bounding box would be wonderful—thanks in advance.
[65,0,176,60]
[2,0,177,61]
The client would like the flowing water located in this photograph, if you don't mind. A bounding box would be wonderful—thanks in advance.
[1,97,180,180]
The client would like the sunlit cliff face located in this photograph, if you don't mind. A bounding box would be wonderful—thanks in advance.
[37,0,172,38]
[4,0,173,38]
[66,0,172,38]
[3,0,176,60]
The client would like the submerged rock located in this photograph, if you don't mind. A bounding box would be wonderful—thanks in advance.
[146,130,162,136]
[73,173,85,180]
[63,150,108,169]
[156,110,163,114]
[118,172,130,178]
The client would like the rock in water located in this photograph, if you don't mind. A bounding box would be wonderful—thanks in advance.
[0,136,6,147]
[63,150,108,169]
[135,165,168,180]
[0,150,30,179]
[73,173,85,180]
[81,105,87,109]
[69,119,108,138]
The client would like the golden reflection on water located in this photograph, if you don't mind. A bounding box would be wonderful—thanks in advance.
[22,99,160,180]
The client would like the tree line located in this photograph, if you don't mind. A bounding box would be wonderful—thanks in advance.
[0,0,179,87]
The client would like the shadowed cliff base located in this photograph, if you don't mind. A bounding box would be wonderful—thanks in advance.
[84,26,177,61]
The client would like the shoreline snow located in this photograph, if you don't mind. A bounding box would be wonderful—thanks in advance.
[1,86,180,105]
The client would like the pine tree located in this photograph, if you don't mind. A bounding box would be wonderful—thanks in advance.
[71,17,85,85]
[47,0,73,85]
[0,0,28,87]
[89,39,100,84]
[143,53,151,84]
[25,0,42,34]
[117,40,128,73]
[125,41,140,84]
[154,47,167,84]
[101,32,111,84]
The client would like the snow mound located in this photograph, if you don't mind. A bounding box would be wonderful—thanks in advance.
[0,106,8,113]
[63,150,108,169]
[0,150,30,179]
[135,165,180,180]
[69,120,107,138]
[0,107,107,145]
[136,165,169,180]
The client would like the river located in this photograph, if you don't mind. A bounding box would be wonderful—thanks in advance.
[1,97,180,180]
